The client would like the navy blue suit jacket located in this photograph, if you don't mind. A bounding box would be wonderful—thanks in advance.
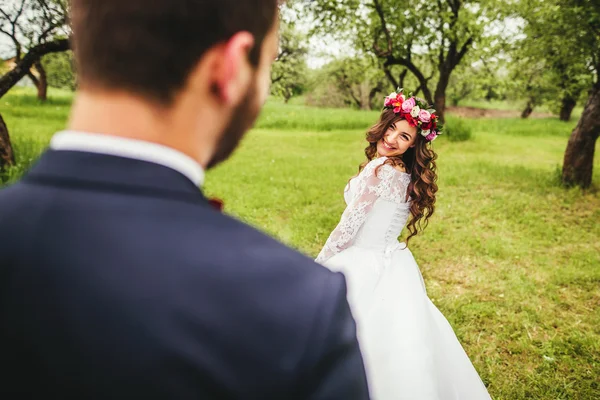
[0,150,369,399]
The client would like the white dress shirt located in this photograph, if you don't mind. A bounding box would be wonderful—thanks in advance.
[50,131,205,187]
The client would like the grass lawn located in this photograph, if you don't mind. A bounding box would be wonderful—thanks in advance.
[2,88,600,399]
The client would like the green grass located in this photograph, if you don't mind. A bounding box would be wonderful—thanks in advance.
[459,99,530,111]
[2,88,600,399]
[256,98,381,130]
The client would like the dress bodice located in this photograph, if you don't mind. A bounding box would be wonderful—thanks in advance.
[316,157,411,263]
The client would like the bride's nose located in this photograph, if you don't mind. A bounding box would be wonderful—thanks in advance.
[387,131,399,141]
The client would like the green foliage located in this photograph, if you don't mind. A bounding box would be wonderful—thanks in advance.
[444,116,473,142]
[447,55,510,106]
[506,48,555,112]
[2,88,600,399]
[270,11,308,103]
[511,0,598,116]
[42,50,76,91]
[305,56,389,110]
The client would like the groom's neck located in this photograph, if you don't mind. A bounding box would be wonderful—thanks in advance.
[67,89,220,168]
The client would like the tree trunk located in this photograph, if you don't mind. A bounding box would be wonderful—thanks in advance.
[562,84,600,188]
[433,69,450,123]
[521,100,534,119]
[34,60,48,101]
[559,95,576,122]
[26,65,48,102]
[0,113,15,169]
[0,38,69,99]
[368,82,384,110]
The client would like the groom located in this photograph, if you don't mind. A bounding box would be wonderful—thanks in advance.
[0,0,369,398]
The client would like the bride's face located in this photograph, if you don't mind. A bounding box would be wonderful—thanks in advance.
[377,119,418,157]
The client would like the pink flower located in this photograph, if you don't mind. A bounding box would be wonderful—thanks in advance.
[401,97,416,113]
[418,109,431,123]
[426,131,437,141]
[393,106,402,113]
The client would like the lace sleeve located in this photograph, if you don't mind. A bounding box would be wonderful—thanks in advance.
[315,158,406,264]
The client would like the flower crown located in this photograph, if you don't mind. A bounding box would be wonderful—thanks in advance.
[383,88,442,142]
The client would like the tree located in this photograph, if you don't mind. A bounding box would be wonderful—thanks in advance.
[43,50,76,90]
[328,57,386,110]
[507,49,554,119]
[516,0,593,122]
[0,0,70,100]
[447,55,508,106]
[537,0,600,188]
[305,56,390,110]
[0,0,69,168]
[271,21,308,103]
[309,0,499,122]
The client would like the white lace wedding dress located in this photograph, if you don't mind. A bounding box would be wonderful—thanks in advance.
[316,157,491,400]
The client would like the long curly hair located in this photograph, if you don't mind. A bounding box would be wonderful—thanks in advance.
[359,108,438,244]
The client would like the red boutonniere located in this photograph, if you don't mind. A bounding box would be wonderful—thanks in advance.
[208,198,224,212]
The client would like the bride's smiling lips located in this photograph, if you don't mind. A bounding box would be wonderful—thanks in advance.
[382,139,397,150]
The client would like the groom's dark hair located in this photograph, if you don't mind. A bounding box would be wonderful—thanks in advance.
[70,0,280,104]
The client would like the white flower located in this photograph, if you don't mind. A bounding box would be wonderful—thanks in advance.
[421,129,431,137]
[388,91,397,98]
[410,105,420,118]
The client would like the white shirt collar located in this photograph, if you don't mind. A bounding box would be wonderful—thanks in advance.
[50,131,205,187]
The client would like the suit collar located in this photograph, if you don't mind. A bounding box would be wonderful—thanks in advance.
[50,131,205,187]
[25,150,207,204]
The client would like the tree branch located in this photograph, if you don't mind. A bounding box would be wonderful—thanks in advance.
[0,38,70,98]
[27,71,39,87]
[384,56,434,103]
[383,64,399,88]
[14,0,26,24]
[276,48,291,62]
[0,8,11,21]
[448,0,460,16]
[0,25,22,61]
[437,0,446,66]
[455,36,473,67]
[399,69,408,88]
[372,0,393,57]
[0,26,15,41]
[271,74,284,84]
[39,16,65,42]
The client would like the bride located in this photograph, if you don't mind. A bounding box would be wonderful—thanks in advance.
[316,89,491,399]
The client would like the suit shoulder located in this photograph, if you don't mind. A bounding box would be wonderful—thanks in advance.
[194,209,337,278]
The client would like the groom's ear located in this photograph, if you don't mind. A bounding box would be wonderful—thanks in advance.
[206,32,255,107]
